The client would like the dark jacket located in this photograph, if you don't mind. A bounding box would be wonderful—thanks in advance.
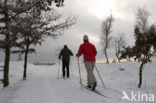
[59,46,73,62]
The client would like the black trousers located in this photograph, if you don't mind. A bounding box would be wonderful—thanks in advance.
[62,61,70,78]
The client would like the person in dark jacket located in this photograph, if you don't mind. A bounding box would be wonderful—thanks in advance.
[76,35,97,90]
[59,45,73,78]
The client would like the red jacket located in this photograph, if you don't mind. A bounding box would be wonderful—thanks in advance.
[76,40,97,62]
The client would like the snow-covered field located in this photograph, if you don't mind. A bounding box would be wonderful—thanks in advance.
[0,59,156,103]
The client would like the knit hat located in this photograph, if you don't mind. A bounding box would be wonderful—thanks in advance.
[83,35,88,41]
[64,45,67,48]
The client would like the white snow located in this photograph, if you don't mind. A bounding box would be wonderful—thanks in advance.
[0,59,156,103]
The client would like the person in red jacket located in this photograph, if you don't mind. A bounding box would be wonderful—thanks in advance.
[76,35,97,90]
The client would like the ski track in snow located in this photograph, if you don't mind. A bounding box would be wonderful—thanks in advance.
[0,64,108,103]
[0,60,156,103]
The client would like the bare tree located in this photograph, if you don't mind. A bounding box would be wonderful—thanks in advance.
[113,34,126,62]
[101,14,114,63]
[135,6,150,33]
[0,0,65,87]
[11,9,76,79]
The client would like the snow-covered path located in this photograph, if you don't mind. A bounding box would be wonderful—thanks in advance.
[8,68,107,103]
[0,60,156,103]
[0,63,110,103]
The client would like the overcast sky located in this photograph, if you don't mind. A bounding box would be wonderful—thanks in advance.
[1,0,156,63]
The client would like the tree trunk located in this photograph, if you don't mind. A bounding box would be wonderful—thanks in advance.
[23,43,29,79]
[17,54,22,61]
[3,46,10,87]
[3,0,10,87]
[115,47,120,62]
[116,53,120,62]
[138,62,144,88]
[104,48,109,63]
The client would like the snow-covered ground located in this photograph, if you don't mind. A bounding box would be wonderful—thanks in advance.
[0,59,156,103]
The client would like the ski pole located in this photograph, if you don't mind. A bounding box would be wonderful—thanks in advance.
[57,60,60,79]
[70,60,73,76]
[95,65,105,88]
[77,58,82,87]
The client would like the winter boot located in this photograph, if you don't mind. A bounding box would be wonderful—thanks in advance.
[92,82,97,90]
[87,85,92,88]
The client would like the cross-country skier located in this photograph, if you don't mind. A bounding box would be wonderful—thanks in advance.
[59,45,73,78]
[76,35,97,90]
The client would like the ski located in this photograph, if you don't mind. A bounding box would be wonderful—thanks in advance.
[83,86,108,98]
